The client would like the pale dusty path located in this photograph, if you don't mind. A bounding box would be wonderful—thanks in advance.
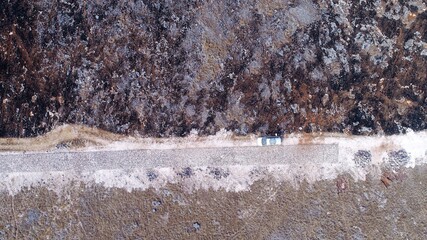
[0,144,338,173]
[0,125,426,194]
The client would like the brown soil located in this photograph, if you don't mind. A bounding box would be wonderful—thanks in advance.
[0,165,426,239]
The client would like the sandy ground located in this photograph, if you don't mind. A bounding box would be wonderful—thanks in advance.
[1,164,427,239]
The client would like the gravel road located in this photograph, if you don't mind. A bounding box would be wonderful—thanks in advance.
[0,144,338,173]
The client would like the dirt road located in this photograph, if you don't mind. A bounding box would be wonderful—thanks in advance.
[0,144,338,173]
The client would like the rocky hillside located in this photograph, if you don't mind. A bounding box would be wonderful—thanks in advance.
[1,0,426,137]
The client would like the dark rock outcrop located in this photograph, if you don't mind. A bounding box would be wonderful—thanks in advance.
[1,0,426,137]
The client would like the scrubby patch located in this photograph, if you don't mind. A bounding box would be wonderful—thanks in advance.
[387,149,411,169]
[353,150,372,168]
[151,200,162,212]
[146,170,158,182]
[177,167,194,179]
[191,222,201,232]
[208,167,230,180]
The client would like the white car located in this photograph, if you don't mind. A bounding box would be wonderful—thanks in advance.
[257,136,282,146]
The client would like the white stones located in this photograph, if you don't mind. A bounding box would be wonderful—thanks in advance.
[322,94,329,107]
[289,0,320,26]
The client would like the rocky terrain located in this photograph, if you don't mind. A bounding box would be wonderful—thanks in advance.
[1,1,427,238]
[1,0,426,138]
